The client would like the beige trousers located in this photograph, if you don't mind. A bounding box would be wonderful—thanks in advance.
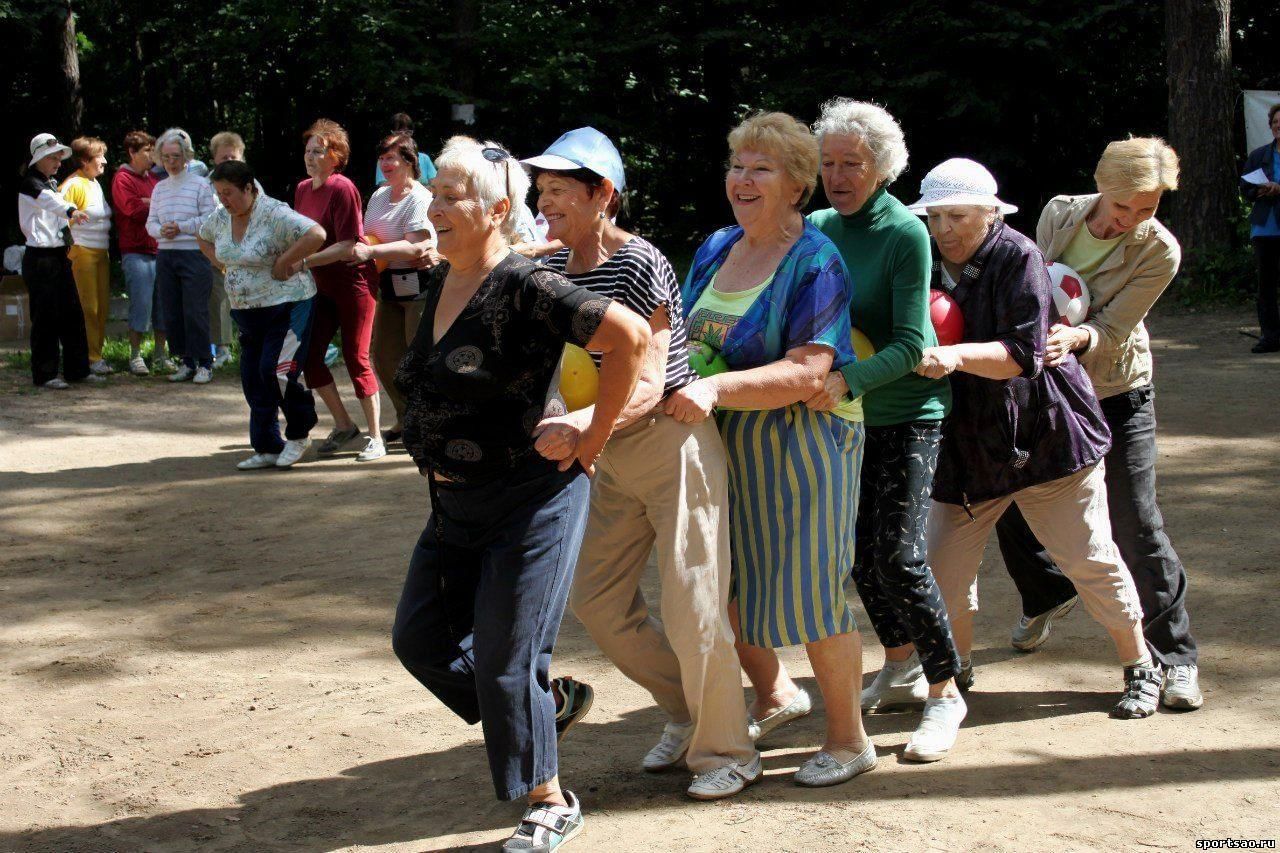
[372,298,423,426]
[929,462,1143,632]
[570,411,755,773]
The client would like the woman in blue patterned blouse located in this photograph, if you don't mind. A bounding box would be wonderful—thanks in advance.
[669,112,874,789]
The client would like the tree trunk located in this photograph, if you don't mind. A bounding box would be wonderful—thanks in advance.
[450,0,478,133]
[53,0,83,136]
[1165,0,1236,265]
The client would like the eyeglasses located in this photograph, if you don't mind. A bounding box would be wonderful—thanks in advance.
[482,146,512,200]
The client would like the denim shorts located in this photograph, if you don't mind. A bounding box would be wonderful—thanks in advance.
[122,253,163,333]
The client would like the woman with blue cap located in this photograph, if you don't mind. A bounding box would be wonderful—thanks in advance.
[524,127,760,801]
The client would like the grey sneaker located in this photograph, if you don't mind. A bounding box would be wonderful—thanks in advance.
[1011,595,1079,652]
[747,688,812,742]
[89,358,114,375]
[317,424,360,455]
[793,742,877,787]
[1161,664,1203,710]
[192,366,213,384]
[503,790,583,852]
[129,355,150,376]
[1110,664,1162,719]
[642,721,694,772]
[42,377,70,390]
[861,653,928,711]
[169,365,194,382]
[687,753,762,800]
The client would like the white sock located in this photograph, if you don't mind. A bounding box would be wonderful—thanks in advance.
[1122,653,1154,669]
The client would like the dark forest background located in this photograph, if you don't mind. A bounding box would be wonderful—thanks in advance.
[1,0,1275,290]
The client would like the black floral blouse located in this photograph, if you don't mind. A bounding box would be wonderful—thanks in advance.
[394,252,612,483]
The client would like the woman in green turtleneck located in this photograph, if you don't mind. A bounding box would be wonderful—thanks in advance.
[805,98,964,763]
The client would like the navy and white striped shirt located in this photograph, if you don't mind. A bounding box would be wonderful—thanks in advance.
[544,236,694,397]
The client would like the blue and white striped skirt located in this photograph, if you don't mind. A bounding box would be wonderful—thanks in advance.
[717,405,864,648]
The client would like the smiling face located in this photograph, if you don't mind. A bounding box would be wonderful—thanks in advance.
[213,180,255,216]
[303,135,335,179]
[725,148,803,230]
[158,141,186,177]
[535,172,606,244]
[820,133,881,216]
[379,149,412,185]
[1092,189,1163,239]
[80,151,107,179]
[429,166,497,260]
[926,205,995,266]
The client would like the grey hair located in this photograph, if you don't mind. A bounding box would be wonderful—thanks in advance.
[812,98,909,184]
[156,127,195,163]
[435,135,531,242]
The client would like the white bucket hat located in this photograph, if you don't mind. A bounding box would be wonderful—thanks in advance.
[907,157,1017,215]
[29,133,72,167]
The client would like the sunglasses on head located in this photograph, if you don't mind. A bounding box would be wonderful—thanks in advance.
[481,146,512,200]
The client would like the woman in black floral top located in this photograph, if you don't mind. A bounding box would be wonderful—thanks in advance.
[389,136,648,853]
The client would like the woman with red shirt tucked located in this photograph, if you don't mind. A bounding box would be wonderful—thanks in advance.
[293,119,385,462]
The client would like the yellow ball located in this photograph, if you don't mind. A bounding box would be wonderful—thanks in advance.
[851,328,876,362]
[559,344,599,411]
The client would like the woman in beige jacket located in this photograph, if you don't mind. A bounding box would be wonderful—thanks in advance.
[993,137,1203,717]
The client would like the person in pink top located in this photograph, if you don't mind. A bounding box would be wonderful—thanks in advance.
[111,130,171,375]
[292,119,385,461]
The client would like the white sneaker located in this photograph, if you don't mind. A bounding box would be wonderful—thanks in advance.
[42,377,70,390]
[193,366,213,384]
[169,365,194,382]
[153,357,175,373]
[129,356,150,376]
[861,653,929,711]
[237,453,280,470]
[355,436,387,462]
[903,694,967,762]
[642,721,694,772]
[275,438,311,467]
[212,346,232,368]
[686,753,762,801]
[89,359,114,375]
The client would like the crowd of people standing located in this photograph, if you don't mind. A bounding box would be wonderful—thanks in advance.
[12,97,1246,852]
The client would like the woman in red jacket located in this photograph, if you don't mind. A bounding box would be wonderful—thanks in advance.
[111,130,171,375]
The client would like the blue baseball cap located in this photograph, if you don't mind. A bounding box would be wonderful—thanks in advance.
[521,127,626,193]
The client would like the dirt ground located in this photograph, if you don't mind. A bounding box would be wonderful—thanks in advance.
[1,305,1277,853]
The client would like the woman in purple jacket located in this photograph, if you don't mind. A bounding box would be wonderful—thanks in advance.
[908,159,1158,733]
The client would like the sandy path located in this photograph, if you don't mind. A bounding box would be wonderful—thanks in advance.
[0,306,1277,852]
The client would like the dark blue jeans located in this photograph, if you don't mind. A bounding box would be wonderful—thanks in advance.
[996,384,1198,665]
[157,249,213,369]
[230,299,317,454]
[392,457,591,801]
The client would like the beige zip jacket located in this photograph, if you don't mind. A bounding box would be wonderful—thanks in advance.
[1037,194,1181,399]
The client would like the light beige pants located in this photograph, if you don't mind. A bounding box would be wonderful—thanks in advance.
[929,463,1143,632]
[570,411,755,773]
[372,298,423,426]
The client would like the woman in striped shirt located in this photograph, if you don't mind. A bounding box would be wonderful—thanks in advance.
[347,134,436,444]
[525,127,759,801]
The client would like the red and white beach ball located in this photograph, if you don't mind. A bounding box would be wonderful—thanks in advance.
[1047,262,1091,326]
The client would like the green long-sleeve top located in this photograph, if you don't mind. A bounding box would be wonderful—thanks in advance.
[808,187,951,426]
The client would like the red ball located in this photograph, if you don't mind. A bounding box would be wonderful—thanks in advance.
[929,289,965,346]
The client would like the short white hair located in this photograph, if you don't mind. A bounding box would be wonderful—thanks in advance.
[812,98,909,184]
[435,135,531,242]
[156,127,195,163]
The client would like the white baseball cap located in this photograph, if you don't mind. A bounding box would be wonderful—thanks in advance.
[907,157,1017,215]
[29,133,72,167]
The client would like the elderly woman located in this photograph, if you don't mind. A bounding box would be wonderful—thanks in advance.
[147,127,216,384]
[293,119,385,462]
[112,131,170,375]
[909,158,1158,722]
[523,127,758,800]
[804,99,963,761]
[60,137,114,376]
[389,136,648,852]
[197,161,325,470]
[208,131,251,368]
[350,133,436,445]
[1243,103,1280,353]
[18,133,95,389]
[993,138,1201,714]
[668,112,872,787]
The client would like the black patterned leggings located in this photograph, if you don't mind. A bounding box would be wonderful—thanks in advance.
[852,421,961,684]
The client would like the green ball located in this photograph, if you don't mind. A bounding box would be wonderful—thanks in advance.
[689,341,729,378]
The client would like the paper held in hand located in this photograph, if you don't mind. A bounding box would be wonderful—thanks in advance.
[1242,168,1270,186]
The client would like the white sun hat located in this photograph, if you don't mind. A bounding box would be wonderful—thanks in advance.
[29,133,72,167]
[906,157,1018,215]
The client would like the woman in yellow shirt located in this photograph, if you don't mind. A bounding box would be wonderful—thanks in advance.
[61,137,114,374]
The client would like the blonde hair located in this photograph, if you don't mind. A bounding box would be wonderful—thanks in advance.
[209,131,246,160]
[435,135,530,242]
[727,112,819,209]
[1094,137,1180,195]
[70,136,106,164]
